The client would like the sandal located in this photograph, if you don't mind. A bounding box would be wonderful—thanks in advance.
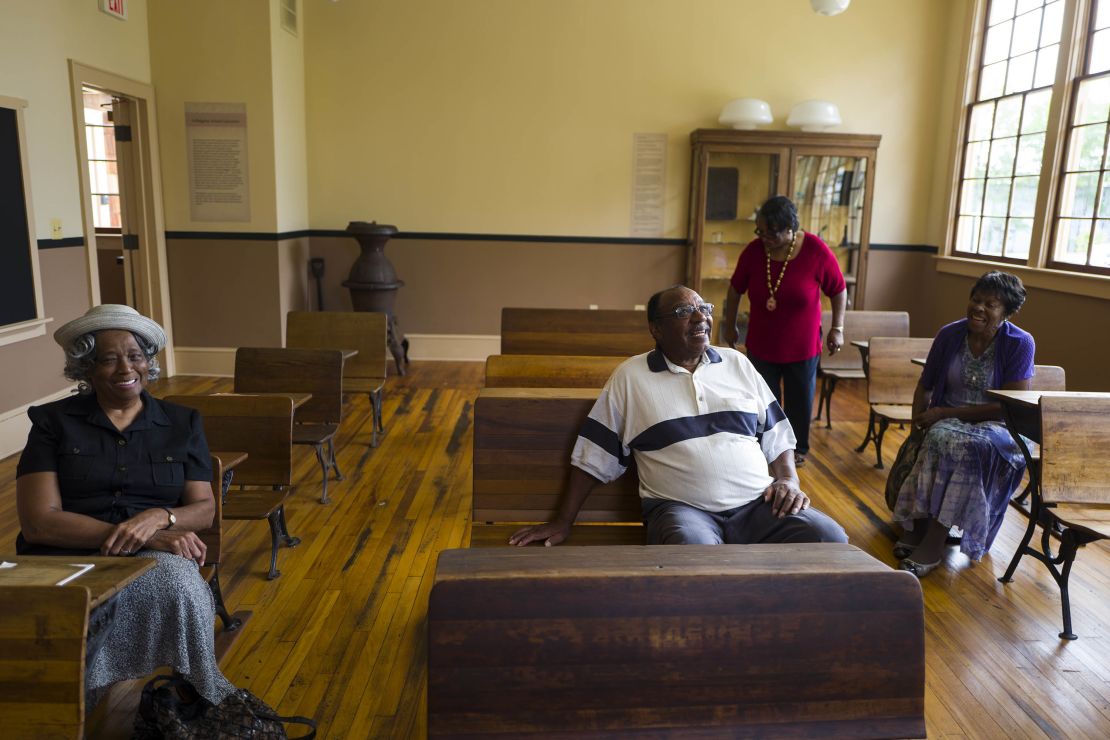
[794,452,807,467]
[899,557,942,578]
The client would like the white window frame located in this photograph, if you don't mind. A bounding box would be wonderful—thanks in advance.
[941,0,1110,299]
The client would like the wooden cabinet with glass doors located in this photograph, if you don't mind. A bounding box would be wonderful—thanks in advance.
[687,129,880,345]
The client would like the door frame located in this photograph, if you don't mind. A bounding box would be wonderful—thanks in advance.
[67,60,176,375]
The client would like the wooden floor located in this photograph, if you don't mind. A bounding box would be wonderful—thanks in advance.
[1,362,1108,738]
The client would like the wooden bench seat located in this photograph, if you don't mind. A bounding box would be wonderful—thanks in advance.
[484,353,624,388]
[501,307,652,356]
[428,544,926,738]
[471,388,642,547]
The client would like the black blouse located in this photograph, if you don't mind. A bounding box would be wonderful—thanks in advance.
[16,390,211,554]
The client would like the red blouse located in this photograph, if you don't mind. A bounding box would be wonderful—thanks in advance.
[728,232,846,363]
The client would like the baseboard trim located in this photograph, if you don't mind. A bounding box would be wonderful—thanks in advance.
[406,334,499,362]
[173,347,236,377]
[0,385,77,459]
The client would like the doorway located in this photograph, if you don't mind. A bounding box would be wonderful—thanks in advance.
[69,62,176,374]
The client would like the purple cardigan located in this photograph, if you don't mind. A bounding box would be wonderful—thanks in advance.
[920,318,1035,408]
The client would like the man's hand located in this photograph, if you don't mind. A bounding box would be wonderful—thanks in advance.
[144,530,208,565]
[826,328,844,356]
[100,508,170,557]
[509,520,571,547]
[762,478,810,518]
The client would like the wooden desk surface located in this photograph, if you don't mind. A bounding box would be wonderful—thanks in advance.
[214,391,312,409]
[987,389,1110,408]
[0,555,154,609]
[436,543,891,581]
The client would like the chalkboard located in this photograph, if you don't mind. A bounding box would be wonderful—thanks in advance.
[0,105,36,326]
[705,166,738,221]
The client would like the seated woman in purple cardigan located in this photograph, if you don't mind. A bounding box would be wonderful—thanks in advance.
[891,271,1035,577]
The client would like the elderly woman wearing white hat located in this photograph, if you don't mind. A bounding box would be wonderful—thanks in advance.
[15,304,235,706]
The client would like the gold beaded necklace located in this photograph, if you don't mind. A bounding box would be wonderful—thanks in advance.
[764,229,800,312]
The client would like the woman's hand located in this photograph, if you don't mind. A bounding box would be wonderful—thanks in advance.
[100,508,170,556]
[913,406,947,430]
[721,322,741,349]
[144,529,208,565]
[826,327,844,355]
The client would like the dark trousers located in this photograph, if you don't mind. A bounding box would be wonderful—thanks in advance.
[748,352,820,454]
[642,497,848,545]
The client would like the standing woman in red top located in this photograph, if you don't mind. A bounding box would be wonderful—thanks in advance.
[721,195,847,466]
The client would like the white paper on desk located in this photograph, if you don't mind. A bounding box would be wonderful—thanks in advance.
[0,561,16,569]
[56,563,95,586]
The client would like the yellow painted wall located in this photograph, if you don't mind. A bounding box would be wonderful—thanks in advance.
[148,0,278,231]
[303,0,963,243]
[0,0,153,433]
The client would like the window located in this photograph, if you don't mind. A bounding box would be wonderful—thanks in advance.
[952,0,1110,277]
[82,87,120,230]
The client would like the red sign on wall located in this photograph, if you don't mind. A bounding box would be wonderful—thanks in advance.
[99,0,127,21]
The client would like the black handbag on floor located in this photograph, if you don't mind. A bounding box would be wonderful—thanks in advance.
[133,674,316,739]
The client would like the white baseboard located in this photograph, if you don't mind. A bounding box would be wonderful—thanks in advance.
[405,334,499,362]
[0,385,77,459]
[173,347,236,377]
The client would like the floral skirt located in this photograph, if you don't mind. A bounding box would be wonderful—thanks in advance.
[892,419,1025,561]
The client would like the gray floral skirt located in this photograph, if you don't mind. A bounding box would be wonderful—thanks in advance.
[892,418,1026,561]
[87,550,236,706]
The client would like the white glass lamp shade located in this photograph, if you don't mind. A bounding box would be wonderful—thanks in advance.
[786,100,842,131]
[811,0,850,16]
[718,98,773,130]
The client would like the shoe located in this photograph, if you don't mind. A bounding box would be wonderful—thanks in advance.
[899,556,942,578]
[794,452,807,467]
[893,540,916,559]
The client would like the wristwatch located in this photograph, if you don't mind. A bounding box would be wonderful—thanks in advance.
[162,507,177,529]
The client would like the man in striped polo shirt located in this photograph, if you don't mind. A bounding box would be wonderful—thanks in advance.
[510,285,847,547]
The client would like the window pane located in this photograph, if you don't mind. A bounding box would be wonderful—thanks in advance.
[90,194,121,230]
[88,160,118,194]
[969,102,995,140]
[965,140,991,177]
[1055,218,1091,263]
[1092,219,1110,266]
[990,0,1016,26]
[984,19,1014,64]
[961,179,986,214]
[1015,133,1046,174]
[1060,172,1100,216]
[1006,51,1037,92]
[1075,76,1110,125]
[1005,217,1034,257]
[980,217,1007,255]
[994,95,1023,136]
[1011,176,1039,216]
[1015,0,1042,14]
[1097,0,1110,31]
[1091,28,1110,74]
[1041,1,1063,45]
[957,215,981,252]
[988,137,1017,176]
[1021,89,1051,132]
[981,61,1008,100]
[1034,45,1059,87]
[1066,123,1108,170]
[985,178,1013,215]
[1012,9,1042,55]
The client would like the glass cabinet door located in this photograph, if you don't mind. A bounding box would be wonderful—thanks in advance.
[695,150,781,343]
[792,154,870,307]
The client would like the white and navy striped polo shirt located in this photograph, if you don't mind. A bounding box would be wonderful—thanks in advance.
[570,346,795,512]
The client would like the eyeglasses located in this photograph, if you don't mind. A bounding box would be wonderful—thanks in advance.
[754,227,789,238]
[653,303,714,320]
